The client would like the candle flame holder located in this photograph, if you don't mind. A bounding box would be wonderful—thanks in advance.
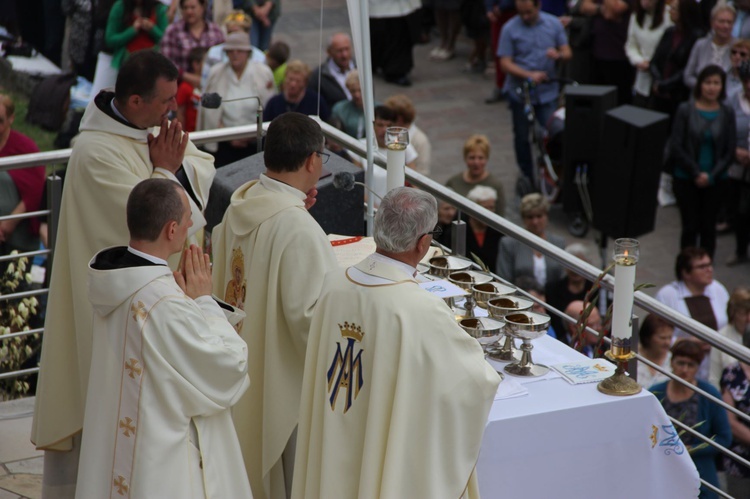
[385,127,409,150]
[598,339,642,396]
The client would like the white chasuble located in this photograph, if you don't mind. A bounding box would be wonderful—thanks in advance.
[32,97,215,452]
[76,248,251,499]
[292,254,501,499]
[211,176,338,499]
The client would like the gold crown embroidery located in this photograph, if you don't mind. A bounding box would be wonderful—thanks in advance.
[339,321,365,342]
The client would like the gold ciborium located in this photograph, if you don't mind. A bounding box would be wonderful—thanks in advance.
[503,311,551,377]
[486,296,533,362]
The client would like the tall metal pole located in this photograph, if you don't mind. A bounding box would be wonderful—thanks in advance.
[359,1,376,236]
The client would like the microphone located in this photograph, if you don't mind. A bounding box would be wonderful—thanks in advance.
[333,172,382,201]
[200,93,264,153]
[200,92,223,109]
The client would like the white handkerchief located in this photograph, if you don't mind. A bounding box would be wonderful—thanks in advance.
[494,375,528,400]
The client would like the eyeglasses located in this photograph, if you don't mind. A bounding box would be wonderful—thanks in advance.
[732,50,750,57]
[692,262,713,270]
[315,151,330,164]
[423,225,443,239]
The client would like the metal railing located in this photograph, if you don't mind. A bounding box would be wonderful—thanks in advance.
[1,120,749,496]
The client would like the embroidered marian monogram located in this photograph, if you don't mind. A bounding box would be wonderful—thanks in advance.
[327,322,365,413]
[113,475,129,495]
[650,423,685,455]
[119,417,136,437]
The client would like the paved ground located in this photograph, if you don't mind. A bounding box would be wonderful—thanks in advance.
[1,1,748,496]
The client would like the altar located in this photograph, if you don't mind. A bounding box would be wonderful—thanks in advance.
[477,335,701,498]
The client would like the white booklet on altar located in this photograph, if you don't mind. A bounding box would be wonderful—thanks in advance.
[551,358,617,385]
[328,235,377,268]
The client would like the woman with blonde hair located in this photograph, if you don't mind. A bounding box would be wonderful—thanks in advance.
[263,59,330,122]
[445,134,506,216]
[330,70,364,138]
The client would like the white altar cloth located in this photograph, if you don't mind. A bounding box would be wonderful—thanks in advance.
[478,335,701,498]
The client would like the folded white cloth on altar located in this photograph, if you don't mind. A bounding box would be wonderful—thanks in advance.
[494,376,528,401]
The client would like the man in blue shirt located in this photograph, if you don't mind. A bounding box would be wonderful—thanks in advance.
[498,0,570,181]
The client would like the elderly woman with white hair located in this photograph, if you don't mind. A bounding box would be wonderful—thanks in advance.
[496,193,565,287]
[465,185,503,272]
[198,30,276,167]
[683,2,736,89]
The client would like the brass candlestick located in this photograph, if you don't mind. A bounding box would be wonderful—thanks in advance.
[597,337,642,396]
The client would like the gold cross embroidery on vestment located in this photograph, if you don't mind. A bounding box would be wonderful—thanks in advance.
[131,301,147,322]
[114,475,129,495]
[119,417,136,437]
[124,358,142,379]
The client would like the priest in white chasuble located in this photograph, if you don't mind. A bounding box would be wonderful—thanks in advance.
[292,187,500,499]
[76,179,251,499]
[32,48,215,481]
[211,112,338,499]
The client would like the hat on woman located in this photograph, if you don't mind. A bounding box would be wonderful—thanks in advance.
[223,31,252,52]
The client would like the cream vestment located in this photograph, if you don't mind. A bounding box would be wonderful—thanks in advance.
[77,247,251,498]
[32,93,215,452]
[211,175,337,498]
[292,253,500,499]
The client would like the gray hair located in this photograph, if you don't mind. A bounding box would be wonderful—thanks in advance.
[374,187,438,253]
[467,185,498,203]
[711,1,736,20]
[565,243,592,263]
[519,192,549,218]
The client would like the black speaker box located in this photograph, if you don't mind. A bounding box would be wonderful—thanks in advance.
[562,85,618,214]
[590,105,669,238]
[204,150,365,236]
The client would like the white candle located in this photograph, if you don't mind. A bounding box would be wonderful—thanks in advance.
[611,259,636,340]
[385,127,408,193]
[385,145,406,192]
[611,238,639,342]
